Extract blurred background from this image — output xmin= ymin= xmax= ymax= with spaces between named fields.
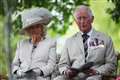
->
xmin=0 ymin=0 xmax=120 ymax=80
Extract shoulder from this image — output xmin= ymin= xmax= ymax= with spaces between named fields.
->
xmin=66 ymin=32 xmax=79 ymax=43
xmin=44 ymin=38 xmax=56 ymax=47
xmin=94 ymin=30 xmax=112 ymax=43
xmin=17 ymin=39 xmax=30 ymax=47
xmin=20 ymin=39 xmax=30 ymax=44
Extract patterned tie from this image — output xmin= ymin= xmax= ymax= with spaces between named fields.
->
xmin=82 ymin=33 xmax=89 ymax=58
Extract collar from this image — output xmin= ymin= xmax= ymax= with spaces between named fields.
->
xmin=80 ymin=28 xmax=93 ymax=37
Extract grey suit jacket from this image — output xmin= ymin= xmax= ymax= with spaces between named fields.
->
xmin=12 ymin=38 xmax=57 ymax=80
xmin=59 ymin=29 xmax=117 ymax=75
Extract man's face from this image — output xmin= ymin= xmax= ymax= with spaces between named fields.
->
xmin=75 ymin=9 xmax=94 ymax=33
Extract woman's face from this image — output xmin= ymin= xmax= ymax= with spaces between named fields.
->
xmin=25 ymin=23 xmax=44 ymax=37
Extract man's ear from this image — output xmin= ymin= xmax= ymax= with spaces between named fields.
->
xmin=91 ymin=16 xmax=94 ymax=23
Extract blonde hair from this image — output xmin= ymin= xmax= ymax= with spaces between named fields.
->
xmin=25 ymin=24 xmax=47 ymax=39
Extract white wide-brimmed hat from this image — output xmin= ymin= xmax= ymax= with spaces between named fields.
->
xmin=20 ymin=7 xmax=52 ymax=34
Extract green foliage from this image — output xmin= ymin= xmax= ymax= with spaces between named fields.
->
xmin=0 ymin=0 xmax=90 ymax=77
xmin=0 ymin=16 xmax=7 ymax=76
xmin=107 ymin=0 xmax=120 ymax=23
xmin=90 ymin=0 xmax=120 ymax=52
xmin=1 ymin=0 xmax=89 ymax=37
xmin=1 ymin=0 xmax=120 ymax=78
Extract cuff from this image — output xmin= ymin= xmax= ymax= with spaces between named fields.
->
xmin=95 ymin=70 xmax=101 ymax=75
xmin=40 ymin=70 xmax=43 ymax=76
xmin=12 ymin=66 xmax=19 ymax=74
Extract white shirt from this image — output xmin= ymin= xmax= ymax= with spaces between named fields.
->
xmin=80 ymin=28 xmax=93 ymax=46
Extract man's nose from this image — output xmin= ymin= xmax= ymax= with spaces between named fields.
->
xmin=80 ymin=18 xmax=84 ymax=24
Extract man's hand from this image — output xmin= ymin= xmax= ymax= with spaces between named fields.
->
xmin=83 ymin=68 xmax=99 ymax=76
xmin=64 ymin=68 xmax=78 ymax=79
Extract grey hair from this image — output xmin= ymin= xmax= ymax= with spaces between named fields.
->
xmin=74 ymin=5 xmax=94 ymax=18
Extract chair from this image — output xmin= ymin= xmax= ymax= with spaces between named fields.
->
xmin=102 ymin=52 xmax=120 ymax=80
xmin=0 ymin=74 xmax=8 ymax=80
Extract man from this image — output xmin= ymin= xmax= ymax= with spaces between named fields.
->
xmin=12 ymin=7 xmax=57 ymax=80
xmin=54 ymin=5 xmax=117 ymax=80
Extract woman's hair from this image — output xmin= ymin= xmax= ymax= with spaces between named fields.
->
xmin=24 ymin=24 xmax=47 ymax=40
xmin=41 ymin=25 xmax=47 ymax=39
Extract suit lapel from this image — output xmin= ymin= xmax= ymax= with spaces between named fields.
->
xmin=88 ymin=29 xmax=101 ymax=50
xmin=90 ymin=29 xmax=99 ymax=40
xmin=74 ymin=32 xmax=85 ymax=55
xmin=73 ymin=30 xmax=100 ymax=58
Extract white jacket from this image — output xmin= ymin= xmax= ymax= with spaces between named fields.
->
xmin=12 ymin=38 xmax=57 ymax=80
xmin=59 ymin=29 xmax=117 ymax=76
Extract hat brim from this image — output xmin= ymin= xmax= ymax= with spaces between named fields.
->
xmin=20 ymin=20 xmax=45 ymax=35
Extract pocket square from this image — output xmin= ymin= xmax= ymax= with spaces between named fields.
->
xmin=89 ymin=38 xmax=104 ymax=47
xmin=97 ymin=44 xmax=104 ymax=48
xmin=89 ymin=44 xmax=105 ymax=50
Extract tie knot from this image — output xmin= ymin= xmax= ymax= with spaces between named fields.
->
xmin=82 ymin=33 xmax=89 ymax=43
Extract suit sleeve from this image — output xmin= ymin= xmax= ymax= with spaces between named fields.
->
xmin=58 ymin=39 xmax=70 ymax=74
xmin=40 ymin=40 xmax=57 ymax=77
xmin=95 ymin=37 xmax=117 ymax=75
xmin=12 ymin=41 xmax=21 ymax=74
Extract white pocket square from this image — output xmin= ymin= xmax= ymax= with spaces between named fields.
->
xmin=90 ymin=44 xmax=104 ymax=50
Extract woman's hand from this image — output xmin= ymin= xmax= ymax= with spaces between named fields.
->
xmin=16 ymin=69 xmax=26 ymax=78
xmin=31 ymin=34 xmax=38 ymax=44
xmin=31 ymin=34 xmax=42 ymax=43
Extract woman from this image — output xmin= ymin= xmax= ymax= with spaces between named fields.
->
xmin=12 ymin=7 xmax=57 ymax=80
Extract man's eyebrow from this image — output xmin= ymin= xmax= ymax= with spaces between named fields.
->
xmin=77 ymin=16 xmax=88 ymax=19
